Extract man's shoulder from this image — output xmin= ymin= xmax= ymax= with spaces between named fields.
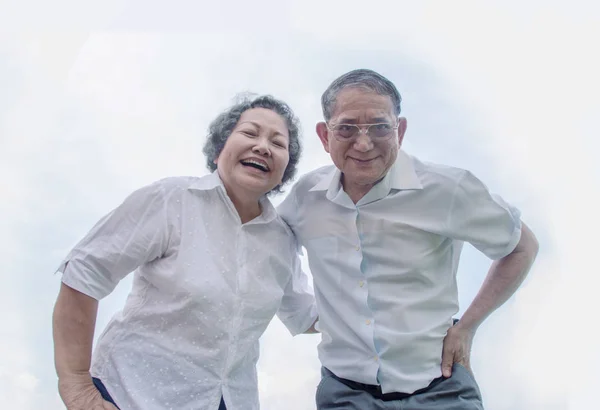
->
xmin=410 ymin=156 xmax=469 ymax=188
xmin=290 ymin=165 xmax=336 ymax=193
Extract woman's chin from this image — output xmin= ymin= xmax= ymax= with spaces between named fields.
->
xmin=229 ymin=176 xmax=274 ymax=198
xmin=239 ymin=171 xmax=277 ymax=192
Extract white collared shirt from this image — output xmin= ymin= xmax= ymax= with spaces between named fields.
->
xmin=56 ymin=172 xmax=317 ymax=410
xmin=278 ymin=150 xmax=522 ymax=394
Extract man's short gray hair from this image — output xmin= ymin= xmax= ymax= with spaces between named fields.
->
xmin=202 ymin=95 xmax=302 ymax=195
xmin=321 ymin=69 xmax=402 ymax=121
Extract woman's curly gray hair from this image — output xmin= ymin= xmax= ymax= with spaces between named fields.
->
xmin=202 ymin=95 xmax=302 ymax=195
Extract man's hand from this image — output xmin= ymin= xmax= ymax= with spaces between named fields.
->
xmin=58 ymin=373 xmax=118 ymax=410
xmin=441 ymin=322 xmax=475 ymax=378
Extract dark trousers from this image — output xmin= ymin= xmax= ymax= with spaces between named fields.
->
xmin=93 ymin=378 xmax=227 ymax=410
xmin=316 ymin=365 xmax=483 ymax=410
xmin=92 ymin=378 xmax=120 ymax=409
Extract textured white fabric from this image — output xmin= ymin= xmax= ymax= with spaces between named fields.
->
xmin=278 ymin=150 xmax=521 ymax=394
xmin=57 ymin=172 xmax=317 ymax=410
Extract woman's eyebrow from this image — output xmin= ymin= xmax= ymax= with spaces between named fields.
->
xmin=239 ymin=121 xmax=286 ymax=137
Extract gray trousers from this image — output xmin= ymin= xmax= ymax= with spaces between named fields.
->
xmin=316 ymin=365 xmax=483 ymax=410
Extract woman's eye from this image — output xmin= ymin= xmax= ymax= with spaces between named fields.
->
xmin=241 ymin=130 xmax=258 ymax=137
xmin=272 ymin=140 xmax=287 ymax=148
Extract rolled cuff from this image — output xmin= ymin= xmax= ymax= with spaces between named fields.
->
xmin=494 ymin=222 xmax=523 ymax=260
xmin=56 ymin=258 xmax=116 ymax=300
xmin=279 ymin=302 xmax=319 ymax=336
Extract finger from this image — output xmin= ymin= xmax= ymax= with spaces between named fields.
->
xmin=441 ymin=341 xmax=454 ymax=378
xmin=103 ymin=402 xmax=119 ymax=410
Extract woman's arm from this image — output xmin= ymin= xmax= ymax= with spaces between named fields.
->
xmin=53 ymin=282 xmax=117 ymax=409
xmin=52 ymin=180 xmax=172 ymax=408
xmin=53 ymin=282 xmax=98 ymax=380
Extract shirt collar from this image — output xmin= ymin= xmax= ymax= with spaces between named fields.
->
xmin=309 ymin=149 xmax=423 ymax=196
xmin=309 ymin=167 xmax=340 ymax=193
xmin=188 ymin=171 xmax=277 ymax=224
xmin=389 ymin=149 xmax=423 ymax=190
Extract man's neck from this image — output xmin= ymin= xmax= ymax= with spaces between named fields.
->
xmin=343 ymin=182 xmax=375 ymax=204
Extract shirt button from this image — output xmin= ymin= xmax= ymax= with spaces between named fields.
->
xmin=365 ymin=319 xmax=371 ymax=325
xmin=359 ymin=281 xmax=364 ymax=287
xmin=374 ymin=356 xmax=379 ymax=361
xmin=355 ymin=245 xmax=360 ymax=251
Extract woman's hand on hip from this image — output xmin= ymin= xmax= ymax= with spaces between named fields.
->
xmin=58 ymin=373 xmax=118 ymax=410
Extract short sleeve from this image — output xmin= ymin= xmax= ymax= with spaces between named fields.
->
xmin=446 ymin=171 xmax=522 ymax=260
xmin=55 ymin=180 xmax=171 ymax=300
xmin=276 ymin=239 xmax=318 ymax=336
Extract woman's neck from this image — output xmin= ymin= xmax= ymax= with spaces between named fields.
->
xmin=226 ymin=188 xmax=262 ymax=224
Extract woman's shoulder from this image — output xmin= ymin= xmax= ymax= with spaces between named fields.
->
xmin=143 ymin=175 xmax=216 ymax=199
xmin=152 ymin=176 xmax=205 ymax=191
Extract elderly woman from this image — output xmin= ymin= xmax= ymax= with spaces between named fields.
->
xmin=53 ymin=95 xmax=318 ymax=410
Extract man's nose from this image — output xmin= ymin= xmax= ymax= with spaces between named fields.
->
xmin=353 ymin=132 xmax=373 ymax=151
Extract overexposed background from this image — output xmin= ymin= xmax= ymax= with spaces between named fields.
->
xmin=1 ymin=1 xmax=598 ymax=409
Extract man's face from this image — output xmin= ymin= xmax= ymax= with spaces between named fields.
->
xmin=317 ymin=87 xmax=407 ymax=191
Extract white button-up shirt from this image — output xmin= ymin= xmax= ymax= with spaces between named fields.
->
xmin=278 ymin=150 xmax=522 ymax=394
xmin=56 ymin=172 xmax=317 ymax=410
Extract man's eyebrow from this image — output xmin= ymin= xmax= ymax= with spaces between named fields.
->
xmin=335 ymin=117 xmax=392 ymax=124
xmin=336 ymin=117 xmax=359 ymax=124
xmin=370 ymin=117 xmax=391 ymax=123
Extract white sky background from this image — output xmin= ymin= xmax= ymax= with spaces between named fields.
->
xmin=1 ymin=1 xmax=598 ymax=409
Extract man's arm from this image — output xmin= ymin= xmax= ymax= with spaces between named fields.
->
xmin=303 ymin=319 xmax=319 ymax=334
xmin=441 ymin=222 xmax=539 ymax=377
xmin=276 ymin=237 xmax=319 ymax=336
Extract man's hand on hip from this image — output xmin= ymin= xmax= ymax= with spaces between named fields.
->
xmin=441 ymin=321 xmax=475 ymax=378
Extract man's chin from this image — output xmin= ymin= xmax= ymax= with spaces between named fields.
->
xmin=344 ymin=170 xmax=382 ymax=184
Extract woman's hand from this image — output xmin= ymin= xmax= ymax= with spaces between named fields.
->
xmin=58 ymin=373 xmax=118 ymax=410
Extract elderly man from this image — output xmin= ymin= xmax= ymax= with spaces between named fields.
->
xmin=278 ymin=69 xmax=538 ymax=409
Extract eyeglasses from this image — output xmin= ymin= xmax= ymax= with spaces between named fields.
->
xmin=327 ymin=122 xmax=399 ymax=141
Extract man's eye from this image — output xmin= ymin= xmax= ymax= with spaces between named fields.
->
xmin=375 ymin=124 xmax=391 ymax=130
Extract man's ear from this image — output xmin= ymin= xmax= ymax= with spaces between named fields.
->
xmin=397 ymin=117 xmax=408 ymax=146
xmin=316 ymin=122 xmax=331 ymax=153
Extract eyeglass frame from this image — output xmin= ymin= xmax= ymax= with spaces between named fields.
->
xmin=326 ymin=121 xmax=400 ymax=142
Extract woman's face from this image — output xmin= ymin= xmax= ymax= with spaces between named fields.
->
xmin=215 ymin=108 xmax=290 ymax=200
